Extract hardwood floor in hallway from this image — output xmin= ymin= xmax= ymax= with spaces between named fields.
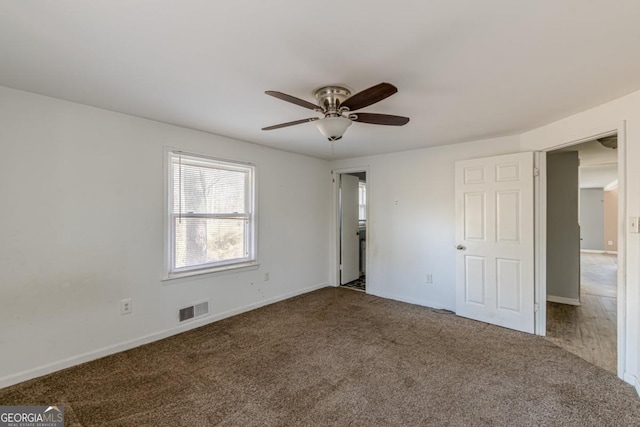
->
xmin=546 ymin=252 xmax=617 ymax=374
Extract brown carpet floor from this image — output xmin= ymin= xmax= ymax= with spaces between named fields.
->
xmin=1 ymin=287 xmax=639 ymax=426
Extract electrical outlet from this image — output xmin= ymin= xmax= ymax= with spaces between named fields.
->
xmin=120 ymin=298 xmax=133 ymax=315
xmin=608 ymin=240 xmax=613 ymax=246
xmin=426 ymin=274 xmax=433 ymax=284
xmin=264 ymin=272 xmax=269 ymax=281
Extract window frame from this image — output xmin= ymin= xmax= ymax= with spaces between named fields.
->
xmin=358 ymin=180 xmax=367 ymax=225
xmin=164 ymin=149 xmax=258 ymax=280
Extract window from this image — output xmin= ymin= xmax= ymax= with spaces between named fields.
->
xmin=358 ymin=181 xmax=367 ymax=224
xmin=167 ymin=151 xmax=256 ymax=277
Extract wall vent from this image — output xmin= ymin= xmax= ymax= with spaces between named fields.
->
xmin=178 ymin=300 xmax=210 ymax=323
xmin=194 ymin=301 xmax=209 ymax=317
xmin=179 ymin=306 xmax=194 ymax=322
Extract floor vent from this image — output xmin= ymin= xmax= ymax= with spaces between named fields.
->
xmin=179 ymin=300 xmax=210 ymax=323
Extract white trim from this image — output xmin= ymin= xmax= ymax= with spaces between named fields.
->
xmin=543 ymin=127 xmax=618 ymax=152
xmin=534 ymin=151 xmax=547 ymax=336
xmin=579 ymin=249 xmax=618 ymax=255
xmin=163 ymin=148 xmax=258 ymax=279
xmin=368 ymin=289 xmax=455 ymax=312
xmin=535 ymin=121 xmax=627 ymax=381
xmin=547 ymin=295 xmax=581 ymax=306
xmin=332 ymin=166 xmax=370 ymax=289
xmin=616 ymin=121 xmax=627 ymax=381
xmin=0 ymin=282 xmax=328 ymax=389
xmin=162 ymin=261 xmax=260 ymax=282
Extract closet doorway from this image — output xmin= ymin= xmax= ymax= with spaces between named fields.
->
xmin=337 ymin=170 xmax=367 ymax=291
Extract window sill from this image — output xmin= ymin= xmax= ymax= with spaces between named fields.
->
xmin=162 ymin=261 xmax=260 ymax=283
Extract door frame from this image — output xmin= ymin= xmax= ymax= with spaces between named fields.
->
xmin=534 ymin=121 xmax=627 ymax=380
xmin=332 ymin=166 xmax=369 ymax=289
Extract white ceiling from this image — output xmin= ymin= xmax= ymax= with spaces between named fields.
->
xmin=2 ymin=1 xmax=640 ymax=160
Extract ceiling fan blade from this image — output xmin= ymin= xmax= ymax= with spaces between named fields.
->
xmin=341 ymin=83 xmax=398 ymax=111
xmin=265 ymin=91 xmax=320 ymax=111
xmin=352 ymin=113 xmax=409 ymax=126
xmin=261 ymin=117 xmax=319 ymax=131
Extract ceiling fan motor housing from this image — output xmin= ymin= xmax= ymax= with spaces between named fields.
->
xmin=313 ymin=85 xmax=352 ymax=115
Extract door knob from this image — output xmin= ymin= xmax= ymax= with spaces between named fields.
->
xmin=456 ymin=244 xmax=466 ymax=251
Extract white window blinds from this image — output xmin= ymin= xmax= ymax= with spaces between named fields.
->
xmin=168 ymin=152 xmax=256 ymax=275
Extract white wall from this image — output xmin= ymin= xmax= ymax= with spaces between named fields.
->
xmin=330 ymin=136 xmax=519 ymax=310
xmin=0 ymin=86 xmax=331 ymax=387
xmin=604 ymin=188 xmax=618 ymax=251
xmin=547 ymin=152 xmax=580 ymax=302
xmin=520 ymin=89 xmax=640 ymax=389
xmin=580 ymin=188 xmax=605 ymax=250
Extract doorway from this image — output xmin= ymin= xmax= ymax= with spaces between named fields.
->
xmin=337 ymin=171 xmax=367 ymax=292
xmin=544 ymin=136 xmax=619 ymax=374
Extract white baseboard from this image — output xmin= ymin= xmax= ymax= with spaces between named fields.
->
xmin=547 ymin=295 xmax=581 ymax=306
xmin=367 ymin=289 xmax=455 ymax=312
xmin=623 ymin=373 xmax=640 ymax=396
xmin=0 ymin=282 xmax=328 ymax=390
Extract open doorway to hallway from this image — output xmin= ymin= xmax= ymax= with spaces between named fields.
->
xmin=338 ymin=171 xmax=367 ymax=292
xmin=545 ymin=136 xmax=618 ymax=374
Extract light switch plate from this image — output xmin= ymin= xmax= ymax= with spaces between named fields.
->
xmin=630 ymin=217 xmax=640 ymax=234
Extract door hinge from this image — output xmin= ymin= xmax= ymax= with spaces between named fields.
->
xmin=339 ymin=264 xmax=343 ymax=271
xmin=533 ymin=167 xmax=539 ymax=177
xmin=534 ymin=303 xmax=539 ymax=312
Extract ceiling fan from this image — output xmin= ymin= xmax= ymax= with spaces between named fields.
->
xmin=261 ymin=82 xmax=410 ymax=141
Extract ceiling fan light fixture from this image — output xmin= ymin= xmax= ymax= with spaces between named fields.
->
xmin=315 ymin=116 xmax=352 ymax=141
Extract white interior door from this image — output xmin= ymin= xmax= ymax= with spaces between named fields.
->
xmin=340 ymin=174 xmax=360 ymax=284
xmin=455 ymin=152 xmax=535 ymax=333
